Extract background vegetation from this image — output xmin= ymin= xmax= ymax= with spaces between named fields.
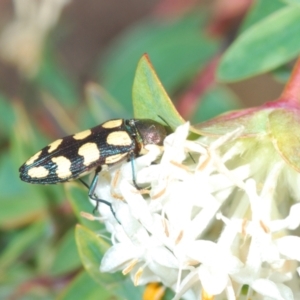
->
xmin=0 ymin=0 xmax=298 ymax=299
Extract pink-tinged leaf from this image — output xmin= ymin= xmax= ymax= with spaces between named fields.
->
xmin=193 ymin=107 xmax=272 ymax=137
xmin=269 ymin=108 xmax=300 ymax=172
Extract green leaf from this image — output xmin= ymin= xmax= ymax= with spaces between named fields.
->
xmin=0 ymin=94 xmax=16 ymax=132
xmin=39 ymin=92 xmax=78 ymax=134
xmin=85 ymin=82 xmax=129 ymax=124
xmin=0 ymin=221 xmax=47 ymax=270
xmin=99 ymin=13 xmax=218 ymax=112
xmin=272 ymin=65 xmax=291 ymax=83
xmin=35 ymin=46 xmax=79 ymax=108
xmin=191 ymin=85 xmax=241 ymax=123
xmin=75 ymin=224 xmax=119 ymax=286
xmin=50 ymin=228 xmax=82 ymax=276
xmin=163 ymin=288 xmax=176 ymax=300
xmin=0 ymin=264 xmax=36 ymax=299
xmin=282 ymin=0 xmax=300 ymax=5
xmin=0 ymin=151 xmax=48 ymax=228
xmin=133 ymin=55 xmax=185 ymax=130
xmin=218 ymin=6 xmax=300 ymax=81
xmin=269 ymin=109 xmax=300 ymax=172
xmin=75 ymin=225 xmax=143 ymax=299
xmin=59 ymin=271 xmax=115 ymax=300
xmin=240 ymin=0 xmax=286 ymax=33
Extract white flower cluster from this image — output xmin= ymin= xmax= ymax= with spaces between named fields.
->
xmin=92 ymin=122 xmax=300 ymax=300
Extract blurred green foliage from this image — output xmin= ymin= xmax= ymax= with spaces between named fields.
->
xmin=1 ymin=0 xmax=299 ymax=299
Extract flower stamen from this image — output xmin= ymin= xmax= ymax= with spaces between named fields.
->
xmin=110 ymin=192 xmax=124 ymax=201
xmin=122 ymin=258 xmax=139 ymax=275
xmin=151 ymin=186 xmax=167 ymax=200
xmin=170 ymin=160 xmax=191 ymax=171
xmin=175 ymin=230 xmax=184 ymax=244
xmin=259 ymin=220 xmax=270 ymax=234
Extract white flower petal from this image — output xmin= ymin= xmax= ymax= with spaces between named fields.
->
xmin=147 ymin=260 xmax=179 ymax=286
xmin=275 ymin=236 xmax=300 ymax=261
xmin=100 ymin=243 xmax=143 ymax=272
xmin=172 ymin=269 xmax=199 ymax=300
xmin=286 ymin=203 xmax=300 ymax=230
xmin=198 ymin=264 xmax=228 ymax=295
xmin=119 ymin=180 xmax=153 ymax=225
xmin=252 ymin=279 xmax=293 ymax=300
xmin=148 ymin=246 xmax=179 ymax=269
xmin=186 ymin=240 xmax=217 ymax=263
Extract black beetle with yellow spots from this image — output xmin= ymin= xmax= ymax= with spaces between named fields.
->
xmin=19 ymin=118 xmax=167 ymax=214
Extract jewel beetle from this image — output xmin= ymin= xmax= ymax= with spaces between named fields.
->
xmin=19 ymin=118 xmax=167 ymax=216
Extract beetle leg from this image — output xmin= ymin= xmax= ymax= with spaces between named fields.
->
xmin=79 ymin=169 xmax=119 ymax=222
xmin=79 ymin=178 xmax=89 ymax=189
xmin=129 ymin=151 xmax=141 ymax=190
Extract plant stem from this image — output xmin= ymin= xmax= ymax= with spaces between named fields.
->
xmin=280 ymin=57 xmax=300 ymax=104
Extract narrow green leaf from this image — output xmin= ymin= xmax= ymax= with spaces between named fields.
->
xmin=59 ymin=271 xmax=115 ymax=300
xmin=0 ymin=150 xmax=47 ymax=228
xmin=272 ymin=65 xmax=291 ymax=83
xmin=282 ymin=0 xmax=300 ymax=5
xmin=218 ymin=6 xmax=300 ymax=81
xmin=75 ymin=224 xmax=120 ymax=286
xmin=0 ymin=94 xmax=16 ymax=131
xmin=0 ymin=221 xmax=47 ymax=270
xmin=50 ymin=228 xmax=82 ymax=276
xmin=133 ymin=55 xmax=185 ymax=130
xmin=0 ymin=264 xmax=36 ymax=297
xmin=240 ymin=0 xmax=285 ymax=33
xmin=35 ymin=46 xmax=79 ymax=108
xmin=85 ymin=82 xmax=129 ymax=123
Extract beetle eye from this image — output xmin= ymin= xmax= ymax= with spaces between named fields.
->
xmin=128 ymin=119 xmax=135 ymax=126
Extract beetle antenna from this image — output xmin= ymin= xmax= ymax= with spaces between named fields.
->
xmin=158 ymin=115 xmax=173 ymax=134
xmin=158 ymin=115 xmax=169 ymax=126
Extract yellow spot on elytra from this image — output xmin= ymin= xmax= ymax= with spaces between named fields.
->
xmin=105 ymin=153 xmax=127 ymax=164
xmin=73 ymin=129 xmax=92 ymax=140
xmin=51 ymin=156 xmax=72 ymax=179
xmin=78 ymin=142 xmax=100 ymax=166
xmin=25 ymin=151 xmax=42 ymax=165
xmin=102 ymin=119 xmax=122 ymax=129
xmin=28 ymin=166 xmax=49 ymax=178
xmin=107 ymin=131 xmax=132 ymax=146
xmin=48 ymin=139 xmax=63 ymax=153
